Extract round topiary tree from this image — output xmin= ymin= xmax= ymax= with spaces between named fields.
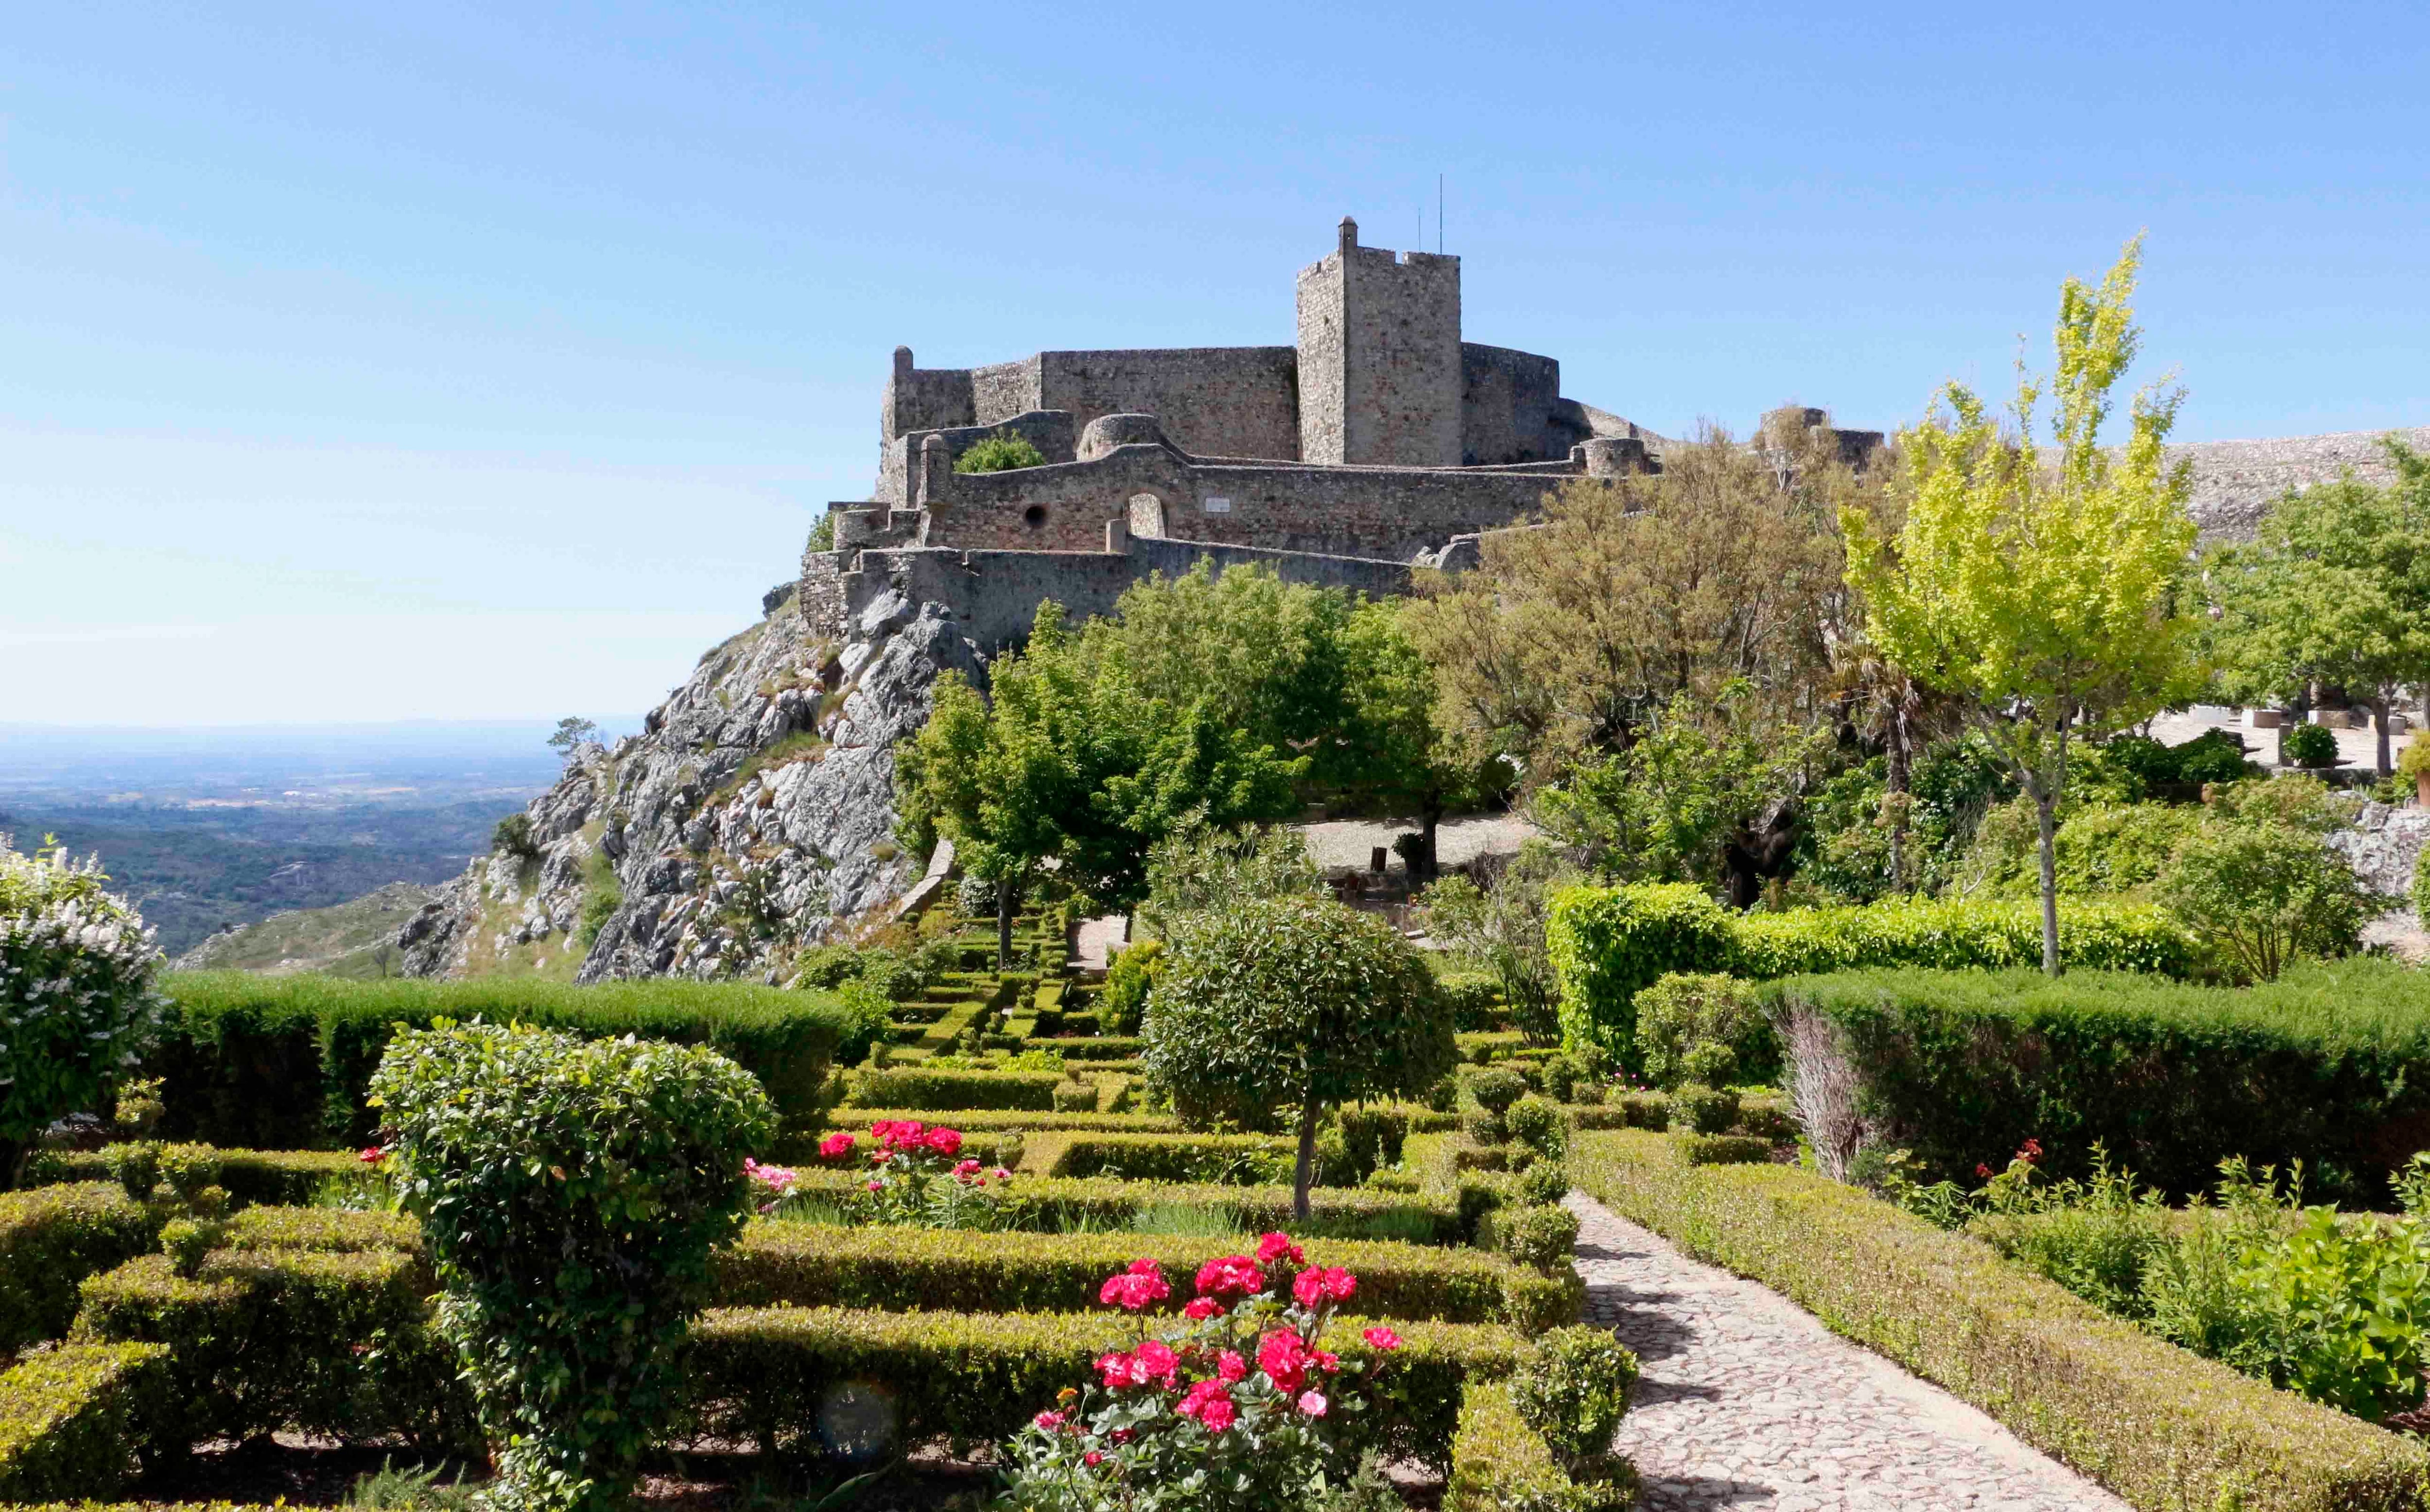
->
xmin=1142 ymin=895 xmax=1455 ymax=1219
xmin=369 ymin=1023 xmax=777 ymax=1512
xmin=0 ymin=836 xmax=166 ymax=1187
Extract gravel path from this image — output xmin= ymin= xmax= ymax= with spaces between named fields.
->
xmin=1569 ymin=1194 xmax=2132 ymax=1512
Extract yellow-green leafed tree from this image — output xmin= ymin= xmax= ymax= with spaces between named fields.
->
xmin=1842 ymin=238 xmax=2201 ymax=975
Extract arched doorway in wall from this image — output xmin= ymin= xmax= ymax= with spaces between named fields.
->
xmin=1126 ymin=492 xmax=1167 ymax=539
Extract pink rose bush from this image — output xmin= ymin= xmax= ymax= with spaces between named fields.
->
xmin=1002 ymin=1231 xmax=1400 ymax=1512
xmin=740 ymin=1157 xmax=798 ymax=1215
xmin=856 ymin=1120 xmax=1026 ymax=1230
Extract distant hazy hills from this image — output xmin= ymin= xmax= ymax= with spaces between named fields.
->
xmin=171 ymin=880 xmax=436 ymax=978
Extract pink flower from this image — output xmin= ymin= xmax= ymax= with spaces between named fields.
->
xmin=1255 ymin=1231 xmax=1304 ymax=1266
xmin=818 ymin=1132 xmax=855 ymax=1160
xmin=1257 ymin=1329 xmax=1311 ymax=1393
xmin=865 ymin=1180 xmax=882 ymax=1192
xmin=1136 ymin=1339 xmax=1180 ymax=1386
xmin=924 ymin=1127 xmax=964 ymax=1157
xmin=1292 ymin=1266 xmax=1356 ymax=1307
xmin=954 ymin=1158 xmax=982 ymax=1181
xmin=1083 ymin=1451 xmax=1103 ymax=1467
xmin=1096 ymin=1350 xmax=1148 ymax=1389
xmin=2019 ymin=1138 xmax=2044 ymax=1165
xmin=1215 ymin=1349 xmax=1247 ymax=1384
xmin=1195 ymin=1255 xmax=1263 ymax=1298
xmin=1361 ymin=1326 xmax=1402 ymax=1352
xmin=993 ymin=1167 xmax=1013 ymax=1181
xmin=1183 ymin=1297 xmax=1222 ymax=1321
xmin=357 ymin=1147 xmax=387 ymax=1165
xmin=1315 ymin=1349 xmax=1339 ymax=1374
xmin=1176 ymin=1378 xmax=1236 ymax=1433
xmin=871 ymin=1119 xmax=923 ymax=1150
xmin=1034 ymin=1409 xmax=1066 ymax=1431
xmin=1298 ymin=1390 xmax=1328 ymax=1417
xmin=1976 ymin=1164 xmax=1994 ymax=1180
xmin=1100 ymin=1263 xmax=1173 ymax=1312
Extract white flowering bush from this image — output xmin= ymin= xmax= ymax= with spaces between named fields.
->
xmin=0 ymin=835 xmax=167 ymax=1185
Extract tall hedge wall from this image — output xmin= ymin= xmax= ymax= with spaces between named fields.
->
xmin=1767 ymin=959 xmax=2430 ymax=1198
xmin=151 ymin=973 xmax=855 ymax=1148
xmin=1544 ymin=885 xmax=2197 ymax=1067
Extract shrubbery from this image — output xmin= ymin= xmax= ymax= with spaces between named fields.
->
xmin=0 ymin=1341 xmax=170 ymax=1501
xmin=1545 ymin=882 xmax=2194 ymax=1066
xmin=370 ymin=1022 xmax=777 ymax=1512
xmin=0 ymin=1183 xmax=156 ymax=1351
xmin=953 ymin=430 xmax=1048 ymax=473
xmin=0 ymin=837 xmax=168 ymax=1185
xmin=1768 ymin=959 xmax=2430 ymax=1199
xmin=149 ymin=973 xmax=850 ymax=1147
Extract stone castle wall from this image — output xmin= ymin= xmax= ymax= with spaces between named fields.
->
xmin=801 ymin=525 xmax=1416 ymax=655
xmin=1295 ymin=220 xmax=1463 ymax=468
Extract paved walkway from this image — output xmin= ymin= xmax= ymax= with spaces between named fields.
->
xmin=1569 ymin=1195 xmax=2131 ymax=1512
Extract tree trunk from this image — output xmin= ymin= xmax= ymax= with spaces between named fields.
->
xmin=2374 ymin=696 xmax=2394 ymax=777
xmin=2278 ymin=689 xmax=2310 ymax=767
xmin=1292 ymin=1088 xmax=1319 ymax=1223
xmin=995 ymin=879 xmax=1014 ymax=972
xmin=2036 ymin=788 xmax=2062 ymax=977
xmin=1417 ymin=801 xmax=1444 ymax=889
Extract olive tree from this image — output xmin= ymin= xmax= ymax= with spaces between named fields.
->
xmin=1141 ymin=895 xmax=1455 ymax=1219
xmin=0 ymin=836 xmax=166 ymax=1186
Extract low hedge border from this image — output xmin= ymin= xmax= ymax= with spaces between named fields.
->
xmin=776 ymin=1167 xmax=1463 ymax=1244
xmin=1029 ymin=1133 xmax=1295 ymax=1184
xmin=1669 ymin=1133 xmax=1773 ymax=1167
xmin=1572 ymin=1130 xmax=2430 ymax=1512
xmin=1021 ymin=1037 xmax=1142 ymax=1060
xmin=0 ymin=1186 xmax=159 ymax=1352
xmin=72 ymin=1250 xmax=474 ymax=1455
xmin=1444 ymin=1379 xmax=1634 ymax=1512
xmin=31 ymin=1149 xmax=363 ymax=1210
xmin=717 ymin=1225 xmax=1578 ymax=1334
xmin=0 ymin=1343 xmax=171 ymax=1502
xmin=816 ymin=1108 xmax=1187 ymax=1134
xmin=682 ymin=1306 xmax=1522 ymax=1470
xmin=846 ymin=1069 xmax=1063 ymax=1111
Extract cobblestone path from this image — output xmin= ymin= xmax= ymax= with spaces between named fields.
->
xmin=1569 ymin=1194 xmax=2133 ymax=1512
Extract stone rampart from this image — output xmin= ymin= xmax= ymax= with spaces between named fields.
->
xmin=2173 ymin=426 xmax=2430 ymax=541
xmin=799 ymin=524 xmax=1415 ymax=654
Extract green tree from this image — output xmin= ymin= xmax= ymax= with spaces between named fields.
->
xmin=1842 ymin=239 xmax=2201 ymax=974
xmin=895 ymin=603 xmax=1303 ymax=965
xmin=2153 ymin=814 xmax=2370 ymax=982
xmin=1328 ymin=601 xmax=1510 ymax=881
xmin=2205 ymin=457 xmax=2430 ymax=775
xmin=546 ymin=717 xmax=599 ymax=759
xmin=1141 ymin=894 xmax=1455 ymax=1219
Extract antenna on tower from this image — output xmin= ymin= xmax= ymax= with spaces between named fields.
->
xmin=1438 ymin=173 xmax=1444 ymax=254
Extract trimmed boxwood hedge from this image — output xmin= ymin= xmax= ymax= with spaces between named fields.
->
xmin=1767 ymin=959 xmax=2430 ymax=1196
xmin=1445 ymin=1379 xmax=1632 ymax=1512
xmin=715 ymin=1224 xmax=1578 ymax=1334
xmin=0 ymin=1342 xmax=170 ymax=1502
xmin=0 ymin=1185 xmax=158 ymax=1352
xmin=1573 ymin=1130 xmax=2430 ymax=1512
xmin=32 ymin=1148 xmax=362 ymax=1209
xmin=72 ymin=1249 xmax=473 ymax=1454
xmin=845 ymin=1069 xmax=1062 ymax=1111
xmin=817 ymin=1107 xmax=1188 ymax=1134
xmin=779 ymin=1166 xmax=1464 ymax=1242
xmin=150 ymin=973 xmax=854 ymax=1148
xmin=1545 ymin=884 xmax=2198 ymax=1066
xmin=1028 ymin=1132 xmax=1296 ymax=1185
xmin=682 ymin=1306 xmax=1521 ymax=1470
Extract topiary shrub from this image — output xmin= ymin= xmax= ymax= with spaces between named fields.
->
xmin=1437 ymin=972 xmax=1507 ymax=1032
xmin=1143 ymin=895 xmax=1456 ymax=1220
xmin=1634 ymin=972 xmax=1771 ymax=1091
xmin=2283 ymin=720 xmax=2339 ymax=769
xmin=0 ymin=837 xmax=167 ymax=1187
xmin=1467 ymin=1068 xmax=1527 ymax=1117
xmin=1673 ymin=1085 xmax=1739 ymax=1137
xmin=1099 ymin=939 xmax=1164 ymax=1035
xmin=370 ymin=1023 xmax=776 ymax=1512
xmin=1487 ymin=1201 xmax=1580 ymax=1273
xmin=1505 ymin=1096 xmax=1567 ymax=1165
xmin=1508 ymin=1326 xmax=1640 ymax=1482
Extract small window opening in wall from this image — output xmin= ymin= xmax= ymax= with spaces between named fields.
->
xmin=1023 ymin=505 xmax=1047 ymax=529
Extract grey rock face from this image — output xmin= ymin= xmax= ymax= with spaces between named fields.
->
xmin=399 ymin=597 xmax=982 ymax=982
xmin=2329 ymin=801 xmax=2430 ymax=899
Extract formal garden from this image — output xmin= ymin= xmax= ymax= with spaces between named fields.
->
xmin=15 ymin=247 xmax=2430 ymax=1512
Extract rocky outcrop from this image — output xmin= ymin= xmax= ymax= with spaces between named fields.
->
xmin=398 ymin=590 xmax=982 ymax=982
xmin=2328 ymin=801 xmax=2430 ymax=900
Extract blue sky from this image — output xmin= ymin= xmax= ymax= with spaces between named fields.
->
xmin=6 ymin=1 xmax=2427 ymax=725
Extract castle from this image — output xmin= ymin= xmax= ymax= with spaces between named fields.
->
xmin=802 ymin=219 xmax=1882 ymax=647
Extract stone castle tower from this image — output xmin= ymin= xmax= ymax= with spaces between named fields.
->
xmin=1294 ymin=217 xmax=1463 ymax=467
